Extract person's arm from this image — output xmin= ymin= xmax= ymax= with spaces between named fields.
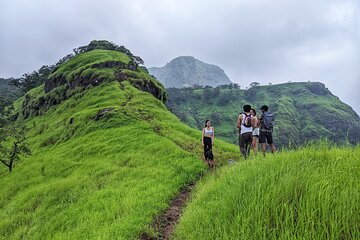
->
xmin=212 ymin=127 xmax=214 ymax=145
xmin=236 ymin=114 xmax=242 ymax=129
xmin=202 ymin=128 xmax=204 ymax=146
xmin=251 ymin=116 xmax=256 ymax=128
xmin=255 ymin=116 xmax=260 ymax=128
xmin=258 ymin=113 xmax=263 ymax=121
xmin=258 ymin=113 xmax=263 ymax=128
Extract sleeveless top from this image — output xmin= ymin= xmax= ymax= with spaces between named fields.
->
xmin=204 ymin=127 xmax=214 ymax=137
xmin=240 ymin=113 xmax=253 ymax=135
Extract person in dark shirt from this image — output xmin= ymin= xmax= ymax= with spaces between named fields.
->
xmin=258 ymin=105 xmax=276 ymax=156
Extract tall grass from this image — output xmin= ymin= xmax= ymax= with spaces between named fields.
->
xmin=0 ymin=81 xmax=240 ymax=239
xmin=174 ymin=143 xmax=360 ymax=240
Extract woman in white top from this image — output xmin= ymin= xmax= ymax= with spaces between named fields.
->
xmin=202 ymin=120 xmax=214 ymax=167
xmin=250 ymin=109 xmax=260 ymax=156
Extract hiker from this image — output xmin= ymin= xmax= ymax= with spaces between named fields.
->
xmin=250 ymin=108 xmax=260 ymax=156
xmin=202 ymin=120 xmax=215 ymax=167
xmin=259 ymin=105 xmax=276 ymax=155
xmin=237 ymin=105 xmax=255 ymax=159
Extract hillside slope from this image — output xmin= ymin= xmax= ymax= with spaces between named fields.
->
xmin=0 ymin=50 xmax=239 ymax=239
xmin=148 ymin=56 xmax=232 ymax=88
xmin=174 ymin=144 xmax=360 ymax=239
xmin=167 ymin=83 xmax=360 ymax=147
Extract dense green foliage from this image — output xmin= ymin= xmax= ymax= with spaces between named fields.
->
xmin=9 ymin=65 xmax=54 ymax=93
xmin=174 ymin=143 xmax=360 ymax=239
xmin=49 ymin=49 xmax=131 ymax=82
xmin=19 ymin=50 xmax=167 ymax=119
xmin=0 ymin=52 xmax=239 ymax=238
xmin=0 ymin=78 xmax=22 ymax=126
xmin=149 ymin=56 xmax=232 ymax=88
xmin=167 ymin=82 xmax=360 ymax=147
xmin=3 ymin=40 xmax=145 ymax=101
xmin=72 ymin=40 xmax=144 ymax=65
xmin=0 ymin=78 xmax=22 ymax=101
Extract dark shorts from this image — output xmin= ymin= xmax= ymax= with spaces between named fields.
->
xmin=239 ymin=132 xmax=253 ymax=147
xmin=259 ymin=130 xmax=274 ymax=144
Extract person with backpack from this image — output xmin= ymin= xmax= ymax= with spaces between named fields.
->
xmin=237 ymin=105 xmax=255 ymax=159
xmin=259 ymin=105 xmax=276 ymax=156
xmin=202 ymin=120 xmax=215 ymax=167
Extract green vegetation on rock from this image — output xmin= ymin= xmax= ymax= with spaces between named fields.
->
xmin=18 ymin=49 xmax=167 ymax=119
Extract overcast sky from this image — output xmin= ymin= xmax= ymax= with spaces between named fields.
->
xmin=1 ymin=0 xmax=359 ymax=113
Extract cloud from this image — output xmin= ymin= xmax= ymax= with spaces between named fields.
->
xmin=0 ymin=0 xmax=359 ymax=113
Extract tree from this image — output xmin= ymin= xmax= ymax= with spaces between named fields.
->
xmin=0 ymin=96 xmax=14 ymax=128
xmin=249 ymin=82 xmax=260 ymax=88
xmin=210 ymin=112 xmax=222 ymax=123
xmin=0 ymin=124 xmax=31 ymax=172
xmin=10 ymin=65 xmax=54 ymax=93
xmin=233 ymin=83 xmax=241 ymax=89
xmin=72 ymin=40 xmax=144 ymax=65
xmin=213 ymin=87 xmax=221 ymax=98
xmin=55 ymin=53 xmax=75 ymax=66
xmin=218 ymin=92 xmax=232 ymax=105
xmin=203 ymin=88 xmax=215 ymax=100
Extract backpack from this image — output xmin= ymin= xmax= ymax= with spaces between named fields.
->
xmin=263 ymin=112 xmax=275 ymax=130
xmin=242 ymin=113 xmax=252 ymax=128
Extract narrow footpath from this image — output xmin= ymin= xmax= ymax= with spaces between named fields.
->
xmin=140 ymin=182 xmax=197 ymax=240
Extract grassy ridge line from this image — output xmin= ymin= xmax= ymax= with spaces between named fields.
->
xmin=49 ymin=49 xmax=131 ymax=81
xmin=0 ymin=81 xmax=240 ymax=239
xmin=174 ymin=143 xmax=360 ymax=240
xmin=46 ymin=49 xmax=166 ymax=102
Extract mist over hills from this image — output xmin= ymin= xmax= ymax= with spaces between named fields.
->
xmin=149 ymin=56 xmax=232 ymax=88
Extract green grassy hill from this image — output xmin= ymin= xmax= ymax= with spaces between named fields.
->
xmin=0 ymin=50 xmax=239 ymax=239
xmin=174 ymin=143 xmax=360 ymax=239
xmin=1 ymin=45 xmax=359 ymax=240
xmin=167 ymin=83 xmax=360 ymax=147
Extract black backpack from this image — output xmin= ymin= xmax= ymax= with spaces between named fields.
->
xmin=263 ymin=112 xmax=275 ymax=130
xmin=242 ymin=113 xmax=252 ymax=128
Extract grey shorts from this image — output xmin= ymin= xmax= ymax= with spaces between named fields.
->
xmin=253 ymin=128 xmax=260 ymax=137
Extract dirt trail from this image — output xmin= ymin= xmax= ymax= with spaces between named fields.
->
xmin=139 ymin=182 xmax=197 ymax=240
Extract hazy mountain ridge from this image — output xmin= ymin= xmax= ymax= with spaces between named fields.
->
xmin=149 ymin=56 xmax=232 ymax=88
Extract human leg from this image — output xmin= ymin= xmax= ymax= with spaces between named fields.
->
xmin=270 ymin=144 xmax=276 ymax=153
xmin=252 ymin=137 xmax=258 ymax=156
xmin=266 ymin=131 xmax=276 ymax=154
xmin=259 ymin=131 xmax=267 ymax=156
xmin=239 ymin=134 xmax=247 ymax=158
